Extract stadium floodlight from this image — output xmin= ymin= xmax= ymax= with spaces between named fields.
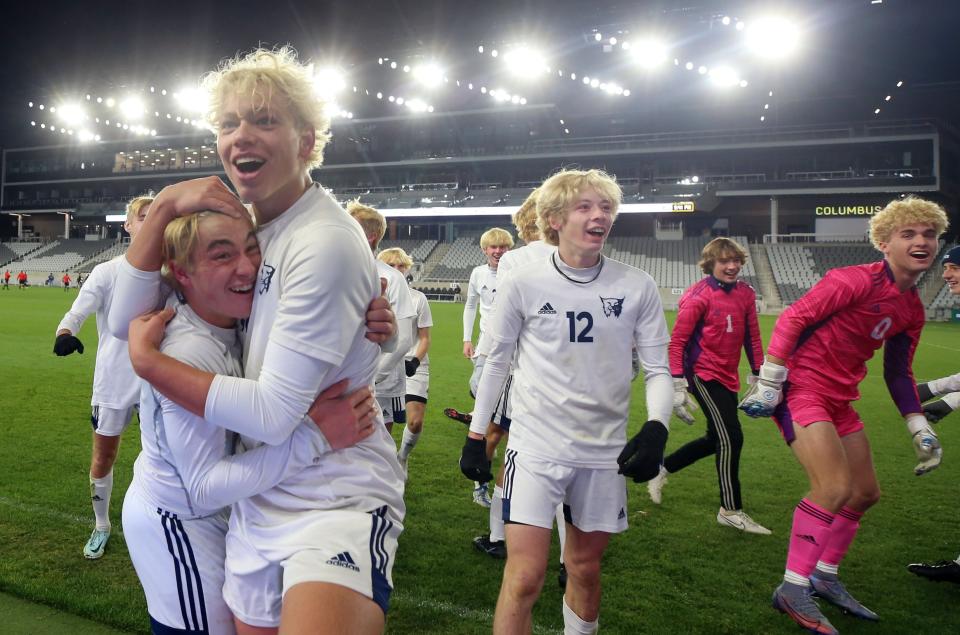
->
xmin=174 ymin=87 xmax=208 ymax=114
xmin=412 ymin=62 xmax=445 ymax=89
xmin=406 ymin=98 xmax=429 ymax=113
xmin=57 ymin=103 xmax=86 ymax=126
xmin=313 ymin=67 xmax=347 ymax=100
xmin=745 ymin=16 xmax=800 ymax=61
xmin=631 ymin=37 xmax=669 ymax=70
xmin=709 ymin=66 xmax=741 ymax=88
xmin=502 ymin=46 xmax=549 ymax=80
xmin=120 ymin=96 xmax=145 ymax=120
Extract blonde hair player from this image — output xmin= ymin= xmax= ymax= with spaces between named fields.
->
xmin=108 ymin=46 xmax=404 ymax=634
xmin=739 ymin=196 xmax=948 ymax=633
xmin=53 ymin=195 xmax=152 ymax=560
xmin=377 ymin=247 xmax=433 ymax=474
xmin=460 ymin=168 xmax=673 ymax=634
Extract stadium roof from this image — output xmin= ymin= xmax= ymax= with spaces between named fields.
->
xmin=2 ymin=0 xmax=959 ymax=149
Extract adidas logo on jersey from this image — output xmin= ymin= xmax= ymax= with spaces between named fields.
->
xmin=326 ymin=551 xmax=361 ymax=572
xmin=538 ymin=302 xmax=557 ymax=315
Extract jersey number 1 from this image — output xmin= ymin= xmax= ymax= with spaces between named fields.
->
xmin=566 ymin=311 xmax=594 ymax=342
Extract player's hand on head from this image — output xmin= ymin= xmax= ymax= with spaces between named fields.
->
xmin=738 ymin=360 xmax=787 ymax=417
xmin=617 ymin=420 xmax=668 ymax=483
xmin=127 ymin=307 xmax=175 ymax=372
xmin=922 ymin=399 xmax=954 ymax=424
xmin=153 ymin=177 xmax=246 ymax=223
xmin=672 ymin=377 xmax=698 ymax=425
xmin=460 ymin=436 xmax=492 ymax=483
xmin=307 ymin=380 xmax=378 ymax=450
xmin=364 ymin=292 xmax=396 ymax=344
xmin=907 ymin=414 xmax=942 ymax=475
xmin=53 ymin=333 xmax=84 ymax=356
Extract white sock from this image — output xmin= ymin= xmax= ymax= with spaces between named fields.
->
xmin=90 ymin=471 xmax=113 ymax=530
xmin=783 ymin=569 xmax=811 ymax=587
xmin=562 ymin=596 xmax=598 ymax=635
xmin=490 ymin=486 xmax=505 ymax=542
xmin=555 ymin=504 xmax=567 ymax=563
xmin=398 ymin=428 xmax=420 ymax=460
xmin=815 ymin=561 xmax=839 ymax=578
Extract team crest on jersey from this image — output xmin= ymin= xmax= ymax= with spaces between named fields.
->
xmin=600 ymin=296 xmax=624 ymax=318
xmin=259 ymin=264 xmax=276 ymax=295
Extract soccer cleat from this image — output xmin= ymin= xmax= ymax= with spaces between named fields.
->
xmin=772 ymin=581 xmax=838 ymax=635
xmin=83 ymin=527 xmax=111 ymax=560
xmin=810 ymin=573 xmax=879 ymax=621
xmin=717 ymin=507 xmax=772 ymax=535
xmin=908 ymin=559 xmax=960 ymax=583
xmin=558 ymin=563 xmax=568 ymax=589
xmin=472 ymin=483 xmax=492 ymax=508
xmin=647 ymin=465 xmax=668 ymax=504
xmin=473 ymin=534 xmax=507 ymax=559
xmin=444 ymin=408 xmax=473 ymax=426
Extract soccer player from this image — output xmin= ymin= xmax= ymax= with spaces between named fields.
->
xmin=62 ymin=271 xmax=72 ymax=291
xmin=460 ymin=168 xmax=673 ymax=634
xmin=3 ymin=269 xmax=10 ymax=289
xmin=647 ymin=237 xmax=770 ymax=534
xmin=17 ymin=270 xmax=27 ymax=289
xmin=456 ymin=227 xmax=514 ymax=507
xmin=124 ymin=209 xmax=378 ymax=634
xmin=110 ymin=46 xmax=404 ymax=633
xmin=738 ymin=196 xmax=948 ymax=633
xmin=349 ymin=202 xmax=417 ymax=436
xmin=907 ymin=244 xmax=960 ymax=584
xmin=53 ymin=195 xmax=152 ymax=559
xmin=377 ymin=247 xmax=432 ymax=473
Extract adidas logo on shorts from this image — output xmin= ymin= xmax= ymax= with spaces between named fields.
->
xmin=326 ymin=551 xmax=361 ymax=572
xmin=538 ymin=302 xmax=557 ymax=315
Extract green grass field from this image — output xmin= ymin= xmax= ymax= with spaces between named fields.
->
xmin=1 ymin=287 xmax=959 ymax=634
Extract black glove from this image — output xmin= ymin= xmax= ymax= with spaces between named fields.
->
xmin=917 ymin=382 xmax=934 ymax=403
xmin=405 ymin=357 xmax=421 ymax=377
xmin=617 ymin=420 xmax=668 ymax=483
xmin=923 ymin=399 xmax=955 ymax=424
xmin=460 ymin=436 xmax=493 ymax=483
xmin=53 ymin=334 xmax=84 ymax=356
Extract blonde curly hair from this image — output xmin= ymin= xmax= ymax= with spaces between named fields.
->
xmin=868 ymin=196 xmax=948 ymax=250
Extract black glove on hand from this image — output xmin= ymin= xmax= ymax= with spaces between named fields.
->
xmin=917 ymin=382 xmax=934 ymax=403
xmin=405 ymin=357 xmax=421 ymax=377
xmin=617 ymin=420 xmax=668 ymax=483
xmin=460 ymin=436 xmax=493 ymax=483
xmin=54 ymin=334 xmax=84 ymax=356
xmin=923 ymin=399 xmax=955 ymax=424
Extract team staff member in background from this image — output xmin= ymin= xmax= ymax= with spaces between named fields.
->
xmin=647 ymin=237 xmax=770 ymax=535
xmin=739 ymin=196 xmax=948 ymax=634
xmin=53 ymin=195 xmax=152 ymax=559
xmin=461 ymin=168 xmax=673 ymax=635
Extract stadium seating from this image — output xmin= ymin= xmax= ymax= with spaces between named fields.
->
xmin=428 ymin=234 xmax=489 ymax=281
xmin=15 ymin=239 xmax=115 ymax=273
xmin=766 ymin=242 xmax=880 ymax=304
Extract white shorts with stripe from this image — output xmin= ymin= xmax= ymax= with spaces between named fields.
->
xmin=501 ymin=449 xmax=628 ymax=534
xmin=223 ymin=506 xmax=401 ymax=627
xmin=469 ymin=356 xmax=513 ymax=430
xmin=377 ymin=394 xmax=406 ymax=425
xmin=404 ymin=362 xmax=429 ymax=401
xmin=91 ymin=404 xmax=137 ymax=437
xmin=121 ymin=477 xmax=233 ymax=634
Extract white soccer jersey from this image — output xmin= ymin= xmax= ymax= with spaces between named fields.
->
xmin=133 ymin=300 xmax=332 ymax=519
xmin=375 ymin=259 xmax=417 ymax=398
xmin=472 ymin=254 xmax=672 ymax=467
xmin=56 ymin=256 xmax=139 ymax=409
xmin=497 ymin=240 xmax=556 ymax=279
xmin=406 ymin=288 xmax=433 ymax=364
xmin=463 ymin=263 xmax=498 ymax=354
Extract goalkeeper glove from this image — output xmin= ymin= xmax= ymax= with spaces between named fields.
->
xmin=672 ymin=377 xmax=698 ymax=425
xmin=53 ymin=334 xmax=84 ymax=356
xmin=917 ymin=382 xmax=935 ymax=403
xmin=617 ymin=420 xmax=668 ymax=483
xmin=738 ymin=360 xmax=787 ymax=417
xmin=460 ymin=436 xmax=492 ymax=483
xmin=923 ymin=399 xmax=955 ymax=424
xmin=907 ymin=414 xmax=942 ymax=476
xmin=405 ymin=357 xmax=421 ymax=377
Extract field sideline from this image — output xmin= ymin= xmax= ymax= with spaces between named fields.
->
xmin=1 ymin=287 xmax=959 ymax=634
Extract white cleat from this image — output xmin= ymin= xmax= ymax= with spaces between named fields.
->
xmin=472 ymin=484 xmax=492 ymax=508
xmin=83 ymin=527 xmax=111 ymax=559
xmin=647 ymin=465 xmax=668 ymax=504
xmin=717 ymin=507 xmax=772 ymax=535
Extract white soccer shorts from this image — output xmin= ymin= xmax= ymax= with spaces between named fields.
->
xmin=91 ymin=404 xmax=136 ymax=437
xmin=404 ymin=361 xmax=429 ymax=401
xmin=377 ymin=395 xmax=406 ymax=425
xmin=501 ymin=449 xmax=628 ymax=534
xmin=121 ymin=478 xmax=233 ymax=634
xmin=223 ymin=506 xmax=402 ymax=627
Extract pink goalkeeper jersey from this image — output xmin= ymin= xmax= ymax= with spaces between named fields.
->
xmin=766 ymin=260 xmax=924 ymax=416
xmin=669 ymin=277 xmax=764 ymax=393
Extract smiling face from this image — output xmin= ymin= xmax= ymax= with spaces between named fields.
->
xmin=216 ymin=91 xmax=315 ymax=224
xmin=712 ymin=253 xmax=743 ymax=284
xmin=551 ymin=187 xmax=614 ymax=265
xmin=171 ymin=214 xmax=261 ymax=328
xmin=483 ymin=244 xmax=510 ymax=269
xmin=878 ymin=222 xmax=939 ymax=287
xmin=944 ymin=263 xmax=960 ymax=295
